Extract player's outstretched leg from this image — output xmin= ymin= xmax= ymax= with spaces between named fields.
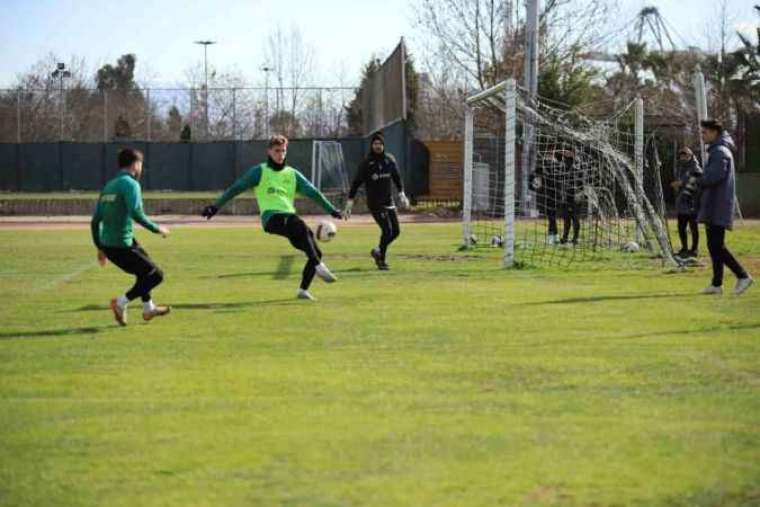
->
xmin=266 ymin=214 xmax=336 ymax=300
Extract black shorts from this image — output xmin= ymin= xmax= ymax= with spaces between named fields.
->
xmin=101 ymin=240 xmax=159 ymax=278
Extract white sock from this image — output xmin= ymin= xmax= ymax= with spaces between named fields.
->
xmin=116 ymin=295 xmax=129 ymax=308
xmin=143 ymin=300 xmax=156 ymax=312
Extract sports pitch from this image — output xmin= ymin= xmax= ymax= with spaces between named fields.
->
xmin=1 ymin=219 xmax=759 ymax=506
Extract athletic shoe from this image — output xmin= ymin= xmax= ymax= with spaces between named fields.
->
xmin=370 ymin=248 xmax=383 ymax=268
xmin=110 ymin=298 xmax=127 ymax=326
xmin=142 ymin=305 xmax=171 ymax=321
xmin=296 ymin=288 xmax=316 ymax=301
xmin=686 ymin=249 xmax=698 ymax=258
xmin=315 ymin=262 xmax=337 ymax=283
xmin=547 ymin=234 xmax=558 ymax=245
xmin=675 ymin=248 xmax=688 ymax=258
xmin=701 ymin=285 xmax=723 ymax=295
xmin=377 ymin=261 xmax=390 ymax=271
xmin=734 ymin=276 xmax=754 ymax=296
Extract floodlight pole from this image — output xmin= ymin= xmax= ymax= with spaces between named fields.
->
xmin=195 ymin=40 xmax=216 ymax=139
xmin=51 ymin=63 xmax=71 ymax=141
xmin=261 ymin=65 xmax=275 ymax=138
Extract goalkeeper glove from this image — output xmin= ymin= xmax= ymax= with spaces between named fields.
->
xmin=343 ymin=199 xmax=354 ymax=219
xmin=398 ymin=191 xmax=410 ymax=209
xmin=201 ymin=204 xmax=218 ymax=220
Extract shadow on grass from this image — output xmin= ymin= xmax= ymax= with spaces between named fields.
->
xmin=621 ymin=322 xmax=760 ymax=339
xmin=212 ymin=255 xmax=297 ymax=280
xmin=0 ymin=326 xmax=111 ymax=340
xmin=71 ymin=298 xmax=299 ymax=313
xmin=522 ymin=292 xmax=699 ymax=306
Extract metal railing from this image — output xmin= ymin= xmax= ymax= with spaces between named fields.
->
xmin=0 ymin=86 xmax=355 ymax=143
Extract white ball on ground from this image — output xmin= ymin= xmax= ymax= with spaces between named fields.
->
xmin=490 ymin=235 xmax=504 ymax=248
xmin=622 ymin=241 xmax=640 ymax=253
xmin=316 ymin=220 xmax=337 ymax=242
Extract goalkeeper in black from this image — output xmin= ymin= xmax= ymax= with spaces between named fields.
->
xmin=343 ymin=132 xmax=409 ymax=270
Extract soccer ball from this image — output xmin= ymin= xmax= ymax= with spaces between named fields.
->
xmin=622 ymin=241 xmax=640 ymax=253
xmin=490 ymin=235 xmax=504 ymax=248
xmin=316 ymin=220 xmax=337 ymax=242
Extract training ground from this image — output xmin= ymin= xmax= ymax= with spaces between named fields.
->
xmin=1 ymin=215 xmax=759 ymax=506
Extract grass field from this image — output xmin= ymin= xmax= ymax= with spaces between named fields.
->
xmin=1 ymin=220 xmax=760 ymax=506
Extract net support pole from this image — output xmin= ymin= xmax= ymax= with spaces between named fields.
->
xmin=146 ymin=88 xmax=151 ymax=142
xmin=462 ymin=105 xmax=474 ymax=246
xmin=521 ymin=0 xmax=539 ymax=217
xmin=634 ymin=95 xmax=644 ymax=244
xmin=693 ymin=67 xmax=708 ymax=164
xmin=311 ymin=141 xmax=319 ymax=189
xmin=16 ymin=90 xmax=21 ymax=143
xmin=103 ymin=91 xmax=108 ymax=142
xmin=503 ymin=79 xmax=517 ymax=268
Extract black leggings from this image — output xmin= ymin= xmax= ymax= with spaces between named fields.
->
xmin=264 ymin=214 xmax=322 ymax=290
xmin=705 ymin=224 xmax=747 ymax=287
xmin=561 ymin=205 xmax=580 ymax=242
xmin=102 ymin=240 xmax=164 ymax=302
xmin=371 ymin=208 xmax=400 ymax=260
xmin=677 ymin=214 xmax=699 ymax=251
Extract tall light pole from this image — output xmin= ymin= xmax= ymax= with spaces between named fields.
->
xmin=194 ymin=40 xmax=216 ymax=139
xmin=261 ymin=65 xmax=275 ymax=138
xmin=51 ymin=62 xmax=71 ymax=140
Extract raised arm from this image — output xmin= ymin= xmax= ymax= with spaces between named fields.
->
xmin=202 ymin=165 xmax=262 ymax=219
xmin=295 ymin=171 xmax=341 ymax=218
xmin=215 ymin=166 xmax=262 ymax=209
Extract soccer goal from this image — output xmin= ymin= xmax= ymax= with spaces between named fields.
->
xmin=462 ymin=79 xmax=676 ymax=268
xmin=312 ymin=140 xmax=350 ymax=196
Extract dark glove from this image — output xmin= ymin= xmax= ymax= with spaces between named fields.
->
xmin=201 ymin=204 xmax=219 ymax=220
xmin=331 ymin=210 xmax=344 ymax=220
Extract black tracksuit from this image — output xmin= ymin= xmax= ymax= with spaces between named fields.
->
xmin=349 ymin=151 xmax=403 ymax=260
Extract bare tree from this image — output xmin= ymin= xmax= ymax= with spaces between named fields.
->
xmin=263 ymin=24 xmax=316 ymax=137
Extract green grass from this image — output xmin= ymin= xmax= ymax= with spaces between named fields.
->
xmin=1 ymin=221 xmax=760 ymax=506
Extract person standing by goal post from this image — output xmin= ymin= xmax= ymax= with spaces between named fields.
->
xmin=344 ymin=132 xmax=410 ymax=270
xmin=91 ymin=148 xmax=172 ymax=326
xmin=698 ymin=120 xmax=753 ymax=295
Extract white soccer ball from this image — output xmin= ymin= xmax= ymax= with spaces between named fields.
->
xmin=622 ymin=241 xmax=640 ymax=253
xmin=490 ymin=235 xmax=504 ymax=248
xmin=316 ymin=220 xmax=337 ymax=242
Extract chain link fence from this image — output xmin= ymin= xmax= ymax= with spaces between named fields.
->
xmin=0 ymin=87 xmax=354 ymax=143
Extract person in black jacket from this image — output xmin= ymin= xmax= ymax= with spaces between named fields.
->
xmin=670 ymin=147 xmax=702 ymax=258
xmin=344 ymin=132 xmax=409 ymax=270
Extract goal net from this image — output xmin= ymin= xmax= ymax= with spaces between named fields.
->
xmin=462 ymin=79 xmax=676 ymax=268
xmin=312 ymin=140 xmax=350 ymax=199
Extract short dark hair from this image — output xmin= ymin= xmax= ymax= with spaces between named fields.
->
xmin=268 ymin=135 xmax=288 ymax=148
xmin=700 ymin=119 xmax=724 ymax=134
xmin=118 ymin=148 xmax=143 ymax=168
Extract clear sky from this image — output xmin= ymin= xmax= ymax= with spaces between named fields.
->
xmin=0 ymin=0 xmax=755 ymax=89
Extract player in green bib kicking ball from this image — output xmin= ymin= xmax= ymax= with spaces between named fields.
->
xmin=202 ymin=135 xmax=344 ymax=301
xmin=91 ymin=148 xmax=171 ymax=326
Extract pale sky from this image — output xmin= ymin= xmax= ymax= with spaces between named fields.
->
xmin=0 ymin=0 xmax=755 ymax=89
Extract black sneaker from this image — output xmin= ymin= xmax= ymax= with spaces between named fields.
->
xmin=370 ymin=248 xmax=383 ymax=268
xmin=377 ymin=261 xmax=390 ymax=271
xmin=675 ymin=249 xmax=688 ymax=258
xmin=686 ymin=249 xmax=698 ymax=258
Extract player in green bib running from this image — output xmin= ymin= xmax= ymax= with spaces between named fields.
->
xmin=91 ymin=148 xmax=171 ymax=326
xmin=201 ymin=135 xmax=344 ymax=301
